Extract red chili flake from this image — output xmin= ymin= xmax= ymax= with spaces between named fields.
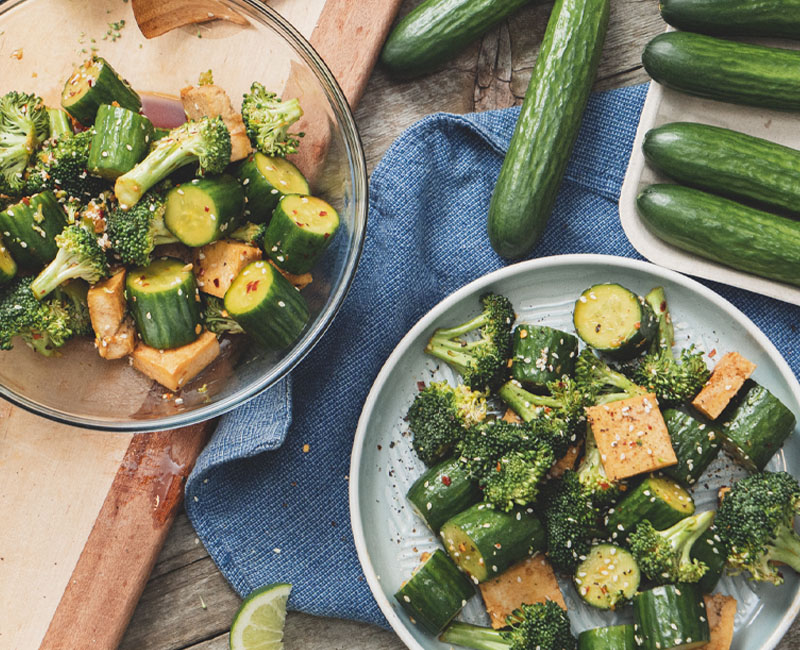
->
xmin=319 ymin=210 xmax=328 ymax=216
xmin=660 ymin=300 xmax=667 ymax=312
xmin=213 ymin=278 xmax=220 ymax=288
xmin=323 ymin=233 xmax=330 ymax=239
xmin=709 ymin=348 xmax=717 ymax=358
xmin=416 ymin=381 xmax=426 ymax=391
xmin=441 ymin=475 xmax=451 ymax=487
xmin=245 ymin=280 xmax=260 ymax=293
xmin=204 ymin=206 xmax=210 ymax=212
xmin=32 ymin=332 xmax=42 ymax=340
xmin=496 ymin=461 xmax=502 ymax=472
xmin=600 ymin=482 xmax=610 ymax=490
xmin=21 ymin=196 xmax=30 ymax=206
xmin=634 ymin=321 xmax=641 ymax=330
xmin=87 ymin=79 xmax=94 ymax=87
xmin=292 ymin=210 xmax=298 ymax=215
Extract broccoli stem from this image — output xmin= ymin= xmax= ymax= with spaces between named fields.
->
xmin=431 ymin=312 xmax=491 ymax=341
xmin=498 ymin=380 xmax=560 ymax=421
xmin=440 ymin=622 xmax=509 ymax=650
xmin=769 ymin=524 xmax=800 ymax=574
xmin=30 ymin=251 xmax=83 ymax=299
xmin=115 ymin=143 xmax=195 ymax=207
xmin=673 ymin=510 xmax=715 ymax=566
xmin=47 ymin=108 xmax=73 ymax=140
xmin=424 ymin=340 xmax=474 ymax=375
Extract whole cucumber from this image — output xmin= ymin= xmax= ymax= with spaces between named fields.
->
xmin=381 ymin=0 xmax=531 ymax=79
xmin=660 ymin=0 xmax=800 ymax=40
xmin=487 ymin=0 xmax=609 ymax=259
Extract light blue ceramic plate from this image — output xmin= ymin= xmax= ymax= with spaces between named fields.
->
xmin=350 ymin=254 xmax=800 ymax=650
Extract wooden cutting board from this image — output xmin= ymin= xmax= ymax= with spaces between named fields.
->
xmin=0 ymin=2 xmax=401 ymax=648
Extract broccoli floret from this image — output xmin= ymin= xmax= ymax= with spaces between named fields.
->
xmin=114 ymin=116 xmax=231 ymax=208
xmin=0 ymin=276 xmax=72 ymax=355
xmin=0 ymin=91 xmax=49 ymax=195
xmin=575 ymin=349 xmax=647 ymax=405
xmin=715 ymin=471 xmax=800 ymax=585
xmin=241 ymin=82 xmax=303 ymax=157
xmin=629 ymin=510 xmax=715 ymax=585
xmin=203 ymin=295 xmax=244 ymax=335
xmin=229 ymin=221 xmax=266 ymax=247
xmin=406 ymin=381 xmax=488 ymax=466
xmin=55 ymin=280 xmax=92 ymax=337
xmin=425 ymin=292 xmax=515 ymax=392
xmin=542 ymin=471 xmax=600 ymax=573
xmin=576 ymin=427 xmax=621 ymax=506
xmin=24 ymin=130 xmax=107 ymax=200
xmin=105 ymin=190 xmax=179 ymax=266
xmin=457 ymin=419 xmax=554 ymax=511
xmin=30 ymin=225 xmax=109 ymax=299
xmin=440 ymin=600 xmax=576 ymax=650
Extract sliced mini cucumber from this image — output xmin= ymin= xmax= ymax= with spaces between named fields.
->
xmin=606 ymin=475 xmax=694 ymax=542
xmin=574 ymin=283 xmax=657 ymax=359
xmin=164 ymin=175 xmax=244 ymax=247
xmin=406 ymin=457 xmax=481 ymax=533
xmin=126 ymin=257 xmax=202 ymax=350
xmin=634 ymin=584 xmax=710 ymax=650
xmin=61 ymin=56 xmax=141 ymax=126
xmin=578 ymin=624 xmax=636 ymax=650
xmin=0 ymin=191 xmax=68 ymax=270
xmin=692 ymin=525 xmax=727 ymax=593
xmin=574 ymin=544 xmax=640 ymax=610
xmin=224 ymin=260 xmax=309 ymax=349
xmin=0 ymin=237 xmax=17 ymax=285
xmin=88 ymin=104 xmax=154 ymax=179
xmin=510 ymin=324 xmax=579 ymax=392
xmin=661 ymin=409 xmax=721 ymax=486
xmin=237 ymin=152 xmax=310 ymax=223
xmin=394 ymin=549 xmax=474 ymax=636
xmin=440 ymin=502 xmax=546 ymax=583
xmin=264 ymin=194 xmax=340 ymax=274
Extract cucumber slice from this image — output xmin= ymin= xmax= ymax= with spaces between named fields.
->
xmin=61 ymin=56 xmax=141 ymax=126
xmin=634 ymin=584 xmax=710 ymax=650
xmin=394 ymin=549 xmax=474 ymax=636
xmin=165 ymin=175 xmax=244 ymax=247
xmin=573 ymin=283 xmax=657 ymax=359
xmin=0 ymin=191 xmax=68 ymax=270
xmin=0 ymin=237 xmax=17 ymax=285
xmin=510 ymin=324 xmax=579 ymax=391
xmin=692 ymin=524 xmax=726 ymax=593
xmin=606 ymin=475 xmax=694 ymax=542
xmin=406 ymin=457 xmax=481 ymax=533
xmin=720 ymin=380 xmax=796 ymax=471
xmin=88 ymin=104 xmax=154 ymax=179
xmin=574 ymin=544 xmax=640 ymax=610
xmin=264 ymin=194 xmax=340 ymax=275
xmin=661 ymin=409 xmax=721 ymax=486
xmin=237 ymin=152 xmax=310 ymax=223
xmin=578 ymin=624 xmax=636 ymax=650
xmin=224 ymin=260 xmax=309 ymax=349
xmin=440 ymin=502 xmax=546 ymax=584
xmin=126 ymin=257 xmax=202 ymax=350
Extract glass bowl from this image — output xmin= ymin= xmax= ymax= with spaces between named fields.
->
xmin=0 ymin=0 xmax=367 ymax=431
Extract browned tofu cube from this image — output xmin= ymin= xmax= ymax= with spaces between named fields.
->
xmin=180 ymin=84 xmax=252 ymax=162
xmin=501 ymin=408 xmax=522 ymax=424
xmin=586 ymin=393 xmax=677 ymax=481
xmin=692 ymin=352 xmax=756 ymax=420
xmin=97 ymin=317 xmax=136 ymax=360
xmin=132 ymin=331 xmax=220 ymax=391
xmin=549 ymin=443 xmax=582 ymax=479
xmin=702 ymin=593 xmax=736 ymax=650
xmin=88 ymin=269 xmax=127 ymax=339
xmin=268 ymin=259 xmax=313 ymax=291
xmin=193 ymin=240 xmax=262 ymax=298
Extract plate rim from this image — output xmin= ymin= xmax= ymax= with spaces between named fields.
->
xmin=349 ymin=252 xmax=800 ymax=650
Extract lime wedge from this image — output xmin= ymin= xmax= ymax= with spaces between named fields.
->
xmin=229 ymin=583 xmax=292 ymax=650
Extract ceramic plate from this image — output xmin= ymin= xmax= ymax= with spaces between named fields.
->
xmin=350 ymin=254 xmax=800 ymax=650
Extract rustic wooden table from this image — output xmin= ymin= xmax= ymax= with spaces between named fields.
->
xmin=119 ymin=1 xmax=800 ymax=648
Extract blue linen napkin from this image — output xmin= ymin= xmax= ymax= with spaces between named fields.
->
xmin=185 ymin=83 xmax=800 ymax=627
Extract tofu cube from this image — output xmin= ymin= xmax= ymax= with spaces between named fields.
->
xmin=269 ymin=259 xmax=313 ymax=291
xmin=549 ymin=443 xmax=582 ymax=479
xmin=193 ymin=240 xmax=262 ymax=298
xmin=479 ymin=555 xmax=566 ymax=629
xmin=692 ymin=351 xmax=756 ymax=420
xmin=703 ymin=593 xmax=736 ymax=650
xmin=97 ymin=317 xmax=136 ymax=360
xmin=132 ymin=330 xmax=220 ymax=391
xmin=586 ymin=393 xmax=677 ymax=481
xmin=180 ymin=84 xmax=252 ymax=162
xmin=88 ymin=269 xmax=127 ymax=339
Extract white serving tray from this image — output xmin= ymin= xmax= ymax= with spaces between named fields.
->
xmin=618 ymin=32 xmax=800 ymax=306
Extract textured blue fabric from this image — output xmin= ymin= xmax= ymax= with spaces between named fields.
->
xmin=185 ymin=83 xmax=800 ymax=627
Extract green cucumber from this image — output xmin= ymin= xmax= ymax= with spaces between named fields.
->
xmin=264 ymin=194 xmax=339 ymax=274
xmin=692 ymin=525 xmax=727 ymax=593
xmin=643 ymin=122 xmax=800 ymax=218
xmin=406 ymin=457 xmax=481 ymax=533
xmin=606 ymin=475 xmax=694 ymax=542
xmin=164 ymin=175 xmax=244 ymax=247
xmin=510 ymin=324 xmax=579 ymax=391
xmin=224 ymin=260 xmax=309 ymax=349
xmin=0 ymin=191 xmax=68 ymax=270
xmin=642 ymin=32 xmax=800 ymax=112
xmin=126 ymin=257 xmax=202 ymax=350
xmin=659 ymin=0 xmax=800 ymax=40
xmin=574 ymin=544 xmax=640 ymax=610
xmin=719 ymin=380 xmax=796 ymax=471
xmin=440 ymin=502 xmax=546 ymax=583
xmin=573 ymin=284 xmax=657 ymax=359
xmin=634 ymin=584 xmax=710 ymax=650
xmin=61 ymin=56 xmax=141 ymax=126
xmin=661 ymin=409 xmax=721 ymax=486
xmin=380 ymin=0 xmax=531 ymax=79
xmin=394 ymin=549 xmax=474 ymax=635
xmin=0 ymin=237 xmax=17 ymax=285
xmin=637 ymin=184 xmax=800 ymax=287
xmin=236 ymin=153 xmax=309 ymax=224
xmin=88 ymin=104 xmax=154 ymax=180
xmin=487 ymin=0 xmax=609 ymax=259
xmin=578 ymin=624 xmax=636 ymax=650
